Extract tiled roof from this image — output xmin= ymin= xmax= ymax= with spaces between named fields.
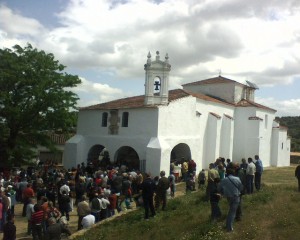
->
xmin=224 ymin=114 xmax=234 ymax=120
xmin=237 ymin=99 xmax=276 ymax=112
xmin=182 ymin=76 xmax=247 ymax=88
xmin=80 ymin=89 xmax=233 ymax=110
xmin=48 ymin=132 xmax=74 ymax=145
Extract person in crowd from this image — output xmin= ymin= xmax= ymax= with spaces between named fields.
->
xmin=99 ymin=194 xmax=110 ymax=221
xmin=218 ymin=163 xmax=225 ymax=180
xmin=198 ymin=169 xmax=206 ymax=189
xmin=141 ymin=173 xmax=156 ymax=220
xmin=81 ymin=211 xmax=95 ymax=229
xmin=246 ymin=158 xmax=256 ymax=194
xmin=77 ymin=195 xmax=90 ymax=230
xmin=90 ymin=193 xmax=101 ymax=223
xmin=0 ymin=188 xmax=10 ymax=227
xmin=2 ymin=214 xmax=16 ymax=240
xmin=254 ymin=155 xmax=263 ymax=191
xmin=218 ymin=163 xmax=243 ymax=232
xmin=155 ymin=171 xmax=169 ymax=211
xmin=59 ymin=190 xmax=71 ymax=221
xmin=45 ymin=201 xmax=61 ymax=223
xmin=26 ymin=198 xmax=35 ymax=236
xmin=206 ymin=163 xmax=219 ymax=201
xmin=0 ymin=198 xmax=3 ymax=233
xmin=168 ymin=171 xmax=176 ymax=198
xmin=22 ymin=183 xmax=35 ymax=217
xmin=108 ymin=192 xmax=117 ymax=217
xmin=240 ymin=158 xmax=248 ymax=171
xmin=188 ymin=159 xmax=197 ymax=174
xmin=209 ymin=177 xmax=221 ymax=222
xmin=295 ymin=161 xmax=300 ymax=192
xmin=31 ymin=204 xmax=44 ymax=240
xmin=181 ymin=158 xmax=188 ymax=182
xmin=7 ymin=185 xmax=16 ymax=215
xmin=45 ymin=217 xmax=71 ymax=240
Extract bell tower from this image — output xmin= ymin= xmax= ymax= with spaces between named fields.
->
xmin=144 ymin=51 xmax=171 ymax=105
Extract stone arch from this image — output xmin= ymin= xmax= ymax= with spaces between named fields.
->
xmin=114 ymin=146 xmax=140 ymax=171
xmin=87 ymin=144 xmax=111 ymax=169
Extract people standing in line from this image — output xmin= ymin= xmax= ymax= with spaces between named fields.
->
xmin=254 ymin=155 xmax=263 ymax=191
xmin=218 ymin=163 xmax=243 ymax=232
xmin=246 ymin=158 xmax=256 ymax=194
xmin=155 ymin=171 xmax=169 ymax=211
xmin=141 ymin=173 xmax=156 ymax=220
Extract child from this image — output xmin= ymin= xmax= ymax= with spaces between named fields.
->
xmin=210 ymin=177 xmax=221 ymax=222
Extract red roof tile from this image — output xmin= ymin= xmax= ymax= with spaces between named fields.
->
xmin=248 ymin=116 xmax=263 ymax=121
xmin=182 ymin=76 xmax=247 ymax=87
xmin=210 ymin=112 xmax=221 ymax=119
xmin=80 ymin=89 xmax=234 ymax=111
xmin=237 ymin=99 xmax=276 ymax=112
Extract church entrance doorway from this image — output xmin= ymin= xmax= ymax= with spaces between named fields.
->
xmin=170 ymin=143 xmax=191 ymax=181
xmin=87 ymin=144 xmax=111 ymax=169
xmin=114 ymin=146 xmax=140 ymax=171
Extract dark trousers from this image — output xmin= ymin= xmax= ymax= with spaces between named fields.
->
xmin=155 ymin=192 xmax=167 ymax=211
xmin=77 ymin=216 xmax=83 ymax=230
xmin=143 ymin=196 xmax=156 ymax=219
xmin=210 ymin=201 xmax=221 ymax=220
xmin=255 ymin=172 xmax=262 ymax=191
xmin=32 ymin=224 xmax=43 ymax=240
xmin=22 ymin=198 xmax=29 ymax=217
xmin=246 ymin=175 xmax=254 ymax=194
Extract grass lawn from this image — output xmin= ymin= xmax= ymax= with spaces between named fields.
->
xmin=74 ymin=166 xmax=300 ymax=240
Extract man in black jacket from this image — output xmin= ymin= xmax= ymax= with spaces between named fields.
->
xmin=141 ymin=173 xmax=156 ymax=220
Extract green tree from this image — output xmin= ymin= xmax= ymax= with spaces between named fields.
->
xmin=0 ymin=44 xmax=81 ymax=166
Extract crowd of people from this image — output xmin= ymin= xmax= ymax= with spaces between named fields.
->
xmin=0 ymin=154 xmax=269 ymax=239
xmin=205 ymin=155 xmax=264 ymax=232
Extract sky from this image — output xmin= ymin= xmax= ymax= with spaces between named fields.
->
xmin=1 ymin=0 xmax=300 ymax=116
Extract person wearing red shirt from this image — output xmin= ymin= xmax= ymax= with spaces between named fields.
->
xmin=22 ymin=183 xmax=35 ymax=217
xmin=31 ymin=204 xmax=44 ymax=240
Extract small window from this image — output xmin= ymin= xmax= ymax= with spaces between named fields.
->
xmin=122 ymin=112 xmax=129 ymax=127
xmin=102 ymin=112 xmax=108 ymax=127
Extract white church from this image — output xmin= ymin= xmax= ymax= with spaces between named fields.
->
xmin=64 ymin=51 xmax=290 ymax=175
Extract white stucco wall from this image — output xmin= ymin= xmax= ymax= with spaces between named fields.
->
xmin=271 ymin=128 xmax=290 ymax=166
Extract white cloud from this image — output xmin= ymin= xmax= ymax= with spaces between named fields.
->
xmin=1 ymin=0 xmax=300 ymax=115
xmin=74 ymin=77 xmax=127 ymax=107
xmin=256 ymin=97 xmax=300 ymax=117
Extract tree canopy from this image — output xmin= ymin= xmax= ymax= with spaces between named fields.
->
xmin=0 ymin=44 xmax=81 ymax=166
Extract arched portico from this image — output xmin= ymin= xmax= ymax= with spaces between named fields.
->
xmin=87 ymin=144 xmax=111 ymax=168
xmin=114 ymin=146 xmax=140 ymax=171
xmin=170 ymin=143 xmax=192 ymax=164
